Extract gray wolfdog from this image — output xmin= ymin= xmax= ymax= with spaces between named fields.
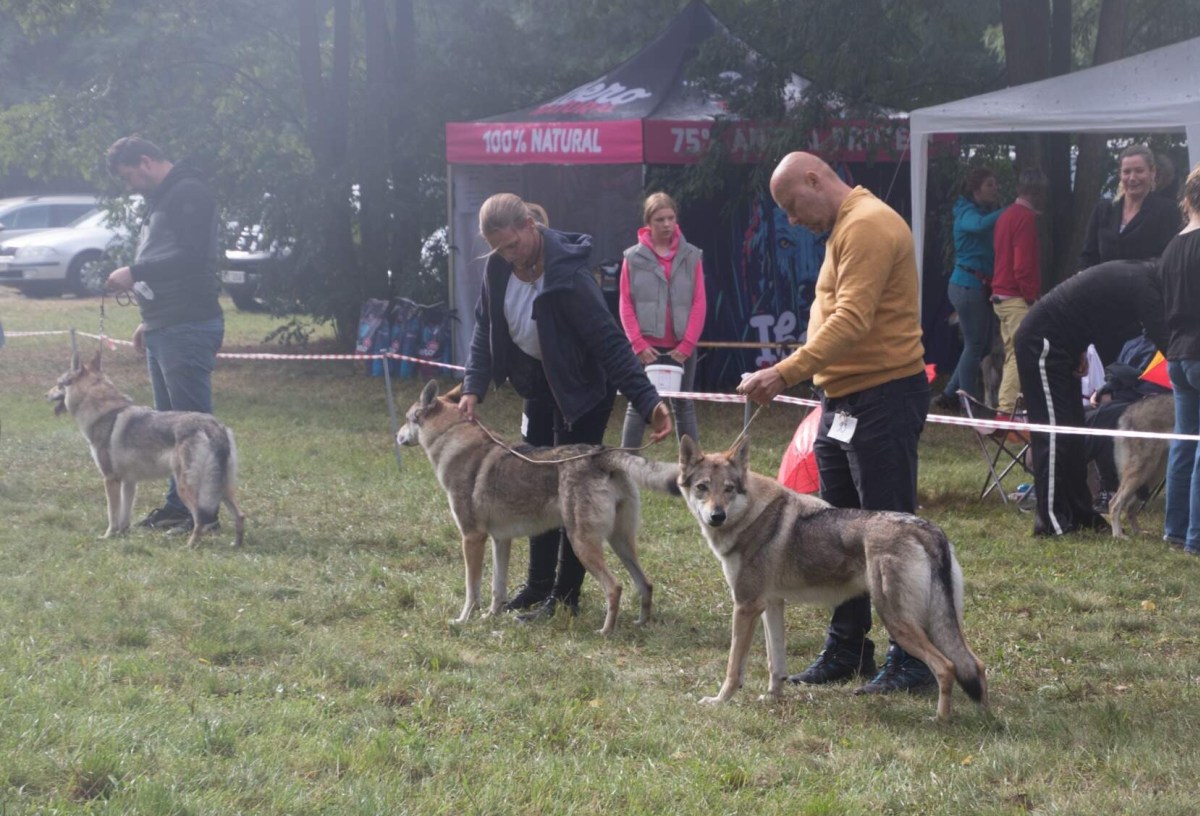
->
xmin=396 ymin=380 xmax=678 ymax=634
xmin=1109 ymin=393 xmax=1173 ymax=538
xmin=677 ymin=435 xmax=986 ymax=720
xmin=46 ymin=349 xmax=245 ymax=547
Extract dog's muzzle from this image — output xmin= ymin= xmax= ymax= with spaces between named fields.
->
xmin=46 ymin=386 xmax=67 ymax=416
xmin=396 ymin=426 xmax=417 ymax=447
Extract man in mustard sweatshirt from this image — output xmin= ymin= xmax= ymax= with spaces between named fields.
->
xmin=739 ymin=152 xmax=934 ymax=696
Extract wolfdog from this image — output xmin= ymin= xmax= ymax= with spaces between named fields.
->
xmin=1109 ymin=393 xmax=1174 ymax=538
xmin=396 ymin=380 xmax=679 ymax=634
xmin=677 ymin=435 xmax=986 ymax=720
xmin=46 ymin=349 xmax=245 ymax=547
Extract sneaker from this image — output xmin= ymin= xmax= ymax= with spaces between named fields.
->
xmin=787 ymin=639 xmax=876 ymax=685
xmin=136 ymin=506 xmax=191 ymax=529
xmin=165 ymin=517 xmax=220 ymax=536
xmin=853 ymin=646 xmax=937 ymax=695
xmin=502 ymin=584 xmax=552 ymax=612
xmin=930 ymin=393 xmax=958 ymax=412
xmin=515 ymin=596 xmax=579 ymax=623
xmin=1164 ymin=534 xmax=1186 ymax=551
xmin=1092 ymin=490 xmax=1114 ymax=515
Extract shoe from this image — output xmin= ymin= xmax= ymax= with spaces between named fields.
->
xmin=502 ymin=584 xmax=552 ymax=612
xmin=787 ymin=639 xmax=876 ymax=685
xmin=136 ymin=506 xmax=191 ymax=529
xmin=1183 ymin=545 xmax=1200 ymax=557
xmin=1092 ymin=490 xmax=1114 ymax=515
xmin=853 ymin=645 xmax=937 ymax=695
xmin=516 ymin=596 xmax=579 ymax=623
xmin=930 ymin=393 xmax=958 ymax=412
xmin=165 ymin=517 xmax=220 ymax=536
xmin=1164 ymin=535 xmax=1186 ymax=551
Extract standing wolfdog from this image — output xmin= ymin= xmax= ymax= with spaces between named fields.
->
xmin=1109 ymin=393 xmax=1174 ymax=538
xmin=397 ymin=380 xmax=678 ymax=635
xmin=46 ymin=349 xmax=245 ymax=547
xmin=678 ymin=435 xmax=986 ymax=720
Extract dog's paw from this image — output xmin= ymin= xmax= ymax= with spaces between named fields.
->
xmin=698 ymin=695 xmax=725 ymax=705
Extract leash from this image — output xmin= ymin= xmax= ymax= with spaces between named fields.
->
xmin=472 ymin=418 xmax=659 ymax=465
xmin=728 ymin=401 xmax=769 ymax=452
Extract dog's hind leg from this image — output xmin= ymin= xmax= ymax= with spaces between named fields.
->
xmin=701 ymin=597 xmax=765 ymax=704
xmin=222 ymin=486 xmax=246 ymax=547
xmin=488 ymin=537 xmax=512 ymax=617
xmin=455 ymin=530 xmax=487 ymax=624
xmin=884 ymin=621 xmax=957 ymax=721
xmin=608 ymin=509 xmax=653 ymax=626
xmin=569 ymin=534 xmax=623 ymax=635
xmin=1108 ymin=485 xmax=1131 ymax=538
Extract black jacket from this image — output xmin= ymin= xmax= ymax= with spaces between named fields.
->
xmin=464 ymin=226 xmax=661 ymax=427
xmin=131 ymin=162 xmax=222 ymax=331
xmin=1078 ymin=193 xmax=1180 ymax=270
xmin=1017 ymin=259 xmax=1170 ymax=363
xmin=1158 ymin=229 xmax=1200 ymax=361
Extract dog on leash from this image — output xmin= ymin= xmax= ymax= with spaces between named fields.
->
xmin=677 ymin=435 xmax=986 ymax=720
xmin=396 ymin=380 xmax=678 ymax=634
xmin=1109 ymin=393 xmax=1174 ymax=538
xmin=46 ymin=349 xmax=245 ymax=547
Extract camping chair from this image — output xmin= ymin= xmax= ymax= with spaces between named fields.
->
xmin=957 ymin=390 xmax=1033 ymax=506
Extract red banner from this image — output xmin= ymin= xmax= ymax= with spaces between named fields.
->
xmin=445 ymin=121 xmax=644 ymax=165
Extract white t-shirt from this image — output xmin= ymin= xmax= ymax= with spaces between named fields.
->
xmin=504 ymin=274 xmax=543 ymax=360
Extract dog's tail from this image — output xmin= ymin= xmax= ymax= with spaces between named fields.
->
xmin=929 ymin=533 xmax=986 ymax=704
xmin=603 ymin=450 xmax=680 ymax=496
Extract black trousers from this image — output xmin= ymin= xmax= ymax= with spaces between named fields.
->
xmin=814 ymin=371 xmax=929 ymax=645
xmin=522 ymin=387 xmax=617 ymax=602
xmin=1014 ymin=331 xmax=1104 ymax=535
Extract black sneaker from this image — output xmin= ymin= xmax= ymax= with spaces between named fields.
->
xmin=136 ymin=506 xmax=191 ymax=529
xmin=503 ymin=584 xmax=552 ymax=612
xmin=787 ymin=640 xmax=876 ymax=685
xmin=930 ymin=393 xmax=958 ymax=412
xmin=853 ymin=646 xmax=936 ymax=695
xmin=1092 ymin=490 xmax=1114 ymax=515
xmin=515 ymin=596 xmax=579 ymax=623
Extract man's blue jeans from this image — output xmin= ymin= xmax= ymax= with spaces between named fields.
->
xmin=143 ymin=317 xmax=225 ymax=513
xmin=1165 ymin=359 xmax=1200 ymax=551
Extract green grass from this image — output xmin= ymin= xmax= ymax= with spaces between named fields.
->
xmin=1 ymin=288 xmax=1198 ymax=815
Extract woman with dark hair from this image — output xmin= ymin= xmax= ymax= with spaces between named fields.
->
xmin=1160 ymin=163 xmax=1200 ymax=555
xmin=1079 ymin=144 xmax=1180 ymax=269
xmin=933 ymin=166 xmax=1003 ymax=409
xmin=460 ymin=193 xmax=672 ymax=620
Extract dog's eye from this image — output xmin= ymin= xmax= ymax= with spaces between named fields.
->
xmin=724 ymin=483 xmax=737 ymax=495
xmin=694 ymin=482 xmax=709 ymax=495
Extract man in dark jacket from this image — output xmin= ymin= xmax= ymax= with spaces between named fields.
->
xmin=104 ymin=135 xmax=224 ymax=533
xmin=1015 ymin=260 xmax=1170 ymax=537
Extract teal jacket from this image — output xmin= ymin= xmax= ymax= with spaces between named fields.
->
xmin=949 ymin=195 xmax=1003 ymax=289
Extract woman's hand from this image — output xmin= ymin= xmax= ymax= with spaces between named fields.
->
xmin=667 ymin=348 xmax=688 ymax=365
xmin=637 ymin=347 xmax=658 ymax=365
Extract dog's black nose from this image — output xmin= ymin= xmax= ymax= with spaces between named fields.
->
xmin=708 ymin=508 xmax=726 ymax=527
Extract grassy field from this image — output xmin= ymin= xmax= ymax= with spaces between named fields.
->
xmin=1 ymin=288 xmax=1197 ymax=815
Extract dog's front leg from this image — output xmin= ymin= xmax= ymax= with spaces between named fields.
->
xmin=487 ymin=537 xmax=512 ymax=616
xmin=700 ymin=599 xmax=765 ymax=704
xmin=761 ymin=600 xmax=788 ymax=699
xmin=116 ymin=480 xmax=138 ymax=533
xmin=454 ymin=531 xmax=487 ymax=624
xmin=101 ymin=477 xmax=122 ymax=538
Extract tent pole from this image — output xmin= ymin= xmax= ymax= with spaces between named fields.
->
xmin=446 ymin=164 xmax=457 ymax=370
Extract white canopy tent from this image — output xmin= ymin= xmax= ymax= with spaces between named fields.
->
xmin=909 ymin=35 xmax=1200 ymax=271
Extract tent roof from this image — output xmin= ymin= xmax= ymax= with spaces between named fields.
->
xmin=910 ymin=36 xmax=1200 ymax=136
xmin=908 ymin=36 xmax=1200 ymax=276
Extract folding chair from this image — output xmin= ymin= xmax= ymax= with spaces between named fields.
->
xmin=956 ymin=390 xmax=1033 ymax=505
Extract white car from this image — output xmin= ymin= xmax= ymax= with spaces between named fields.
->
xmin=0 ymin=208 xmax=130 ymax=297
xmin=0 ymin=195 xmax=98 ymax=242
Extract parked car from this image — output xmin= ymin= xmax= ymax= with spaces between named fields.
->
xmin=0 ymin=195 xmax=98 ymax=242
xmin=221 ymin=225 xmax=293 ymax=311
xmin=0 ymin=207 xmax=129 ymax=297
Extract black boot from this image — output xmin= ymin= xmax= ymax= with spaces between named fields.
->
xmin=516 ymin=536 xmax=585 ymax=622
xmin=503 ymin=531 xmax=558 ymax=612
xmin=788 ymin=636 xmax=876 ymax=685
xmin=853 ymin=643 xmax=936 ymax=695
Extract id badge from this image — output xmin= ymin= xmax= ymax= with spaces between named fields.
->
xmin=829 ymin=410 xmax=857 ymax=443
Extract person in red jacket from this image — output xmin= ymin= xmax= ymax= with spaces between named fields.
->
xmin=991 ymin=167 xmax=1047 ymax=418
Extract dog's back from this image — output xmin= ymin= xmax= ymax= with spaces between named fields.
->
xmin=1110 ymin=393 xmax=1173 ymax=537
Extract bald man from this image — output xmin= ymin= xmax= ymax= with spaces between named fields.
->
xmin=739 ymin=152 xmax=934 ymax=697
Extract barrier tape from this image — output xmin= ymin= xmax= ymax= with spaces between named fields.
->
xmin=9 ymin=329 xmax=1200 ymax=442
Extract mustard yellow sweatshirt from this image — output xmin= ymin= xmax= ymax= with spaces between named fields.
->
xmin=775 ymin=187 xmax=925 ymax=398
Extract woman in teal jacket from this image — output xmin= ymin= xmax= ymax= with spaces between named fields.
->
xmin=934 ymin=166 xmax=1003 ymax=408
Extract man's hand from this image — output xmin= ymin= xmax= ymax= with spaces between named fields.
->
xmin=106 ymin=266 xmax=134 ymax=292
xmin=648 ymin=401 xmax=673 ymax=443
xmin=737 ymin=367 xmax=785 ymax=406
xmin=131 ymin=323 xmax=146 ymax=353
xmin=458 ymin=393 xmax=478 ymax=422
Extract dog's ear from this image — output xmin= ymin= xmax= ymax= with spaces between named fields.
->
xmin=726 ymin=434 xmax=750 ymax=474
xmin=88 ymin=349 xmax=103 ymax=374
xmin=678 ymin=434 xmax=702 ymax=469
xmin=442 ymin=382 xmax=464 ymax=403
xmin=419 ymin=379 xmax=439 ymax=408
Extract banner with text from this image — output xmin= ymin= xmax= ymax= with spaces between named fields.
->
xmin=446 ymin=121 xmax=644 ymax=165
